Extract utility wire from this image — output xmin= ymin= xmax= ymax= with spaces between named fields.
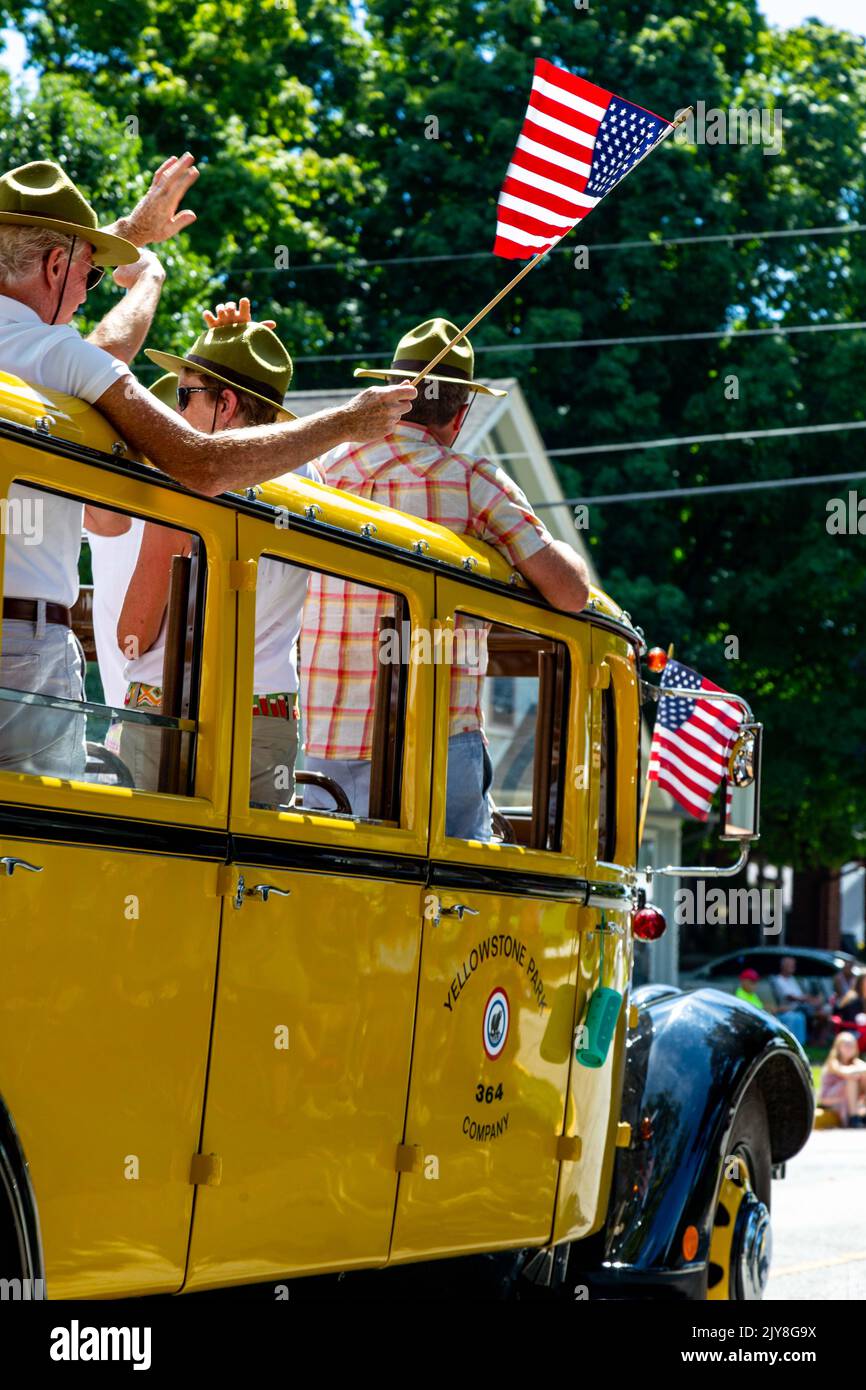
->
xmin=490 ymin=418 xmax=866 ymax=466
xmin=530 ymin=468 xmax=866 ymax=508
xmin=133 ymin=315 xmax=866 ymax=372
xmin=289 ymin=319 xmax=866 ymax=363
xmin=220 ymin=220 xmax=866 ymax=277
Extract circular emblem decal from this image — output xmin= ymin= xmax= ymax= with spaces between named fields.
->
xmin=483 ymin=988 xmax=510 ymax=1060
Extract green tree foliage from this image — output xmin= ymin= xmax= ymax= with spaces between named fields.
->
xmin=0 ymin=71 xmax=222 ymax=345
xmin=0 ymin=1 xmax=864 ymax=866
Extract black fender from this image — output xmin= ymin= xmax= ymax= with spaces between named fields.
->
xmin=576 ymin=985 xmax=813 ymax=1298
xmin=0 ymin=1093 xmax=45 ymax=1292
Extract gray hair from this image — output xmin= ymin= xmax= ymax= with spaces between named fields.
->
xmin=0 ymin=225 xmax=89 ymax=283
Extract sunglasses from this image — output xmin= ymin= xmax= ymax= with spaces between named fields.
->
xmin=85 ymin=264 xmax=106 ymax=291
xmin=176 ymin=385 xmax=223 ymax=413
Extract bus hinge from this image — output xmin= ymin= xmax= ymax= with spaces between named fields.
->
xmin=589 ymin=663 xmax=611 ymax=690
xmin=395 ymin=1143 xmax=423 ymax=1174
xmin=228 ymin=559 xmax=258 ymax=591
xmin=615 ymin=1122 xmax=632 ymax=1149
xmin=556 ymin=1134 xmax=583 ymax=1163
xmin=216 ymin=864 xmax=240 ymax=899
xmin=190 ymin=1153 xmax=222 ymax=1186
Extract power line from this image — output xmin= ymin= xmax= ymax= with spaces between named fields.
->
xmin=132 ymin=313 xmax=864 ymax=374
xmin=290 ymin=318 xmax=866 ymax=363
xmin=220 ymin=220 xmax=866 ymax=278
xmin=531 ymin=468 xmax=866 ymax=508
xmin=492 ymin=418 xmax=866 ymax=464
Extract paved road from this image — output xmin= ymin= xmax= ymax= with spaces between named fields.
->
xmin=765 ymin=1129 xmax=866 ymax=1301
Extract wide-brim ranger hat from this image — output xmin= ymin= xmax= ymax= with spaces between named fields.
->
xmin=353 ymin=317 xmax=507 ymax=398
xmin=0 ymin=160 xmax=139 ymax=267
xmin=149 ymin=372 xmax=180 ymax=408
xmin=145 ymin=322 xmax=296 ymax=420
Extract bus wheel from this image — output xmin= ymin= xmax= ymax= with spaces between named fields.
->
xmin=707 ymin=1088 xmax=772 ymax=1301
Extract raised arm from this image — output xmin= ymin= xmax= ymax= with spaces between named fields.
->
xmin=86 ymin=249 xmax=166 ymax=364
xmin=95 ymin=374 xmax=416 ymax=497
xmin=87 ymin=153 xmax=199 ymax=364
xmin=102 ymin=153 xmax=199 ymax=249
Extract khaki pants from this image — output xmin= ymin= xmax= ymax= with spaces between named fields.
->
xmin=107 ymin=689 xmax=299 ymax=803
xmin=0 ymin=613 xmax=87 ymax=779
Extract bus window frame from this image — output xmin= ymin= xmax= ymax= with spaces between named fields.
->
xmin=431 ymin=575 xmax=590 ymax=879
xmin=0 ymin=442 xmax=235 ymax=831
xmin=229 ymin=516 xmax=434 ymax=861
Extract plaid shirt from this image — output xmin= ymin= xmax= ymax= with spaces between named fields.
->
xmin=300 ymin=423 xmax=553 ymax=760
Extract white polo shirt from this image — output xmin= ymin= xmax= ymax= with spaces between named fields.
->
xmin=0 ymin=294 xmax=130 ymax=608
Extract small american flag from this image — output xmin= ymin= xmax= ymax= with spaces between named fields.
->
xmin=648 ymin=661 xmax=743 ymax=822
xmin=494 ymin=58 xmax=673 ymax=260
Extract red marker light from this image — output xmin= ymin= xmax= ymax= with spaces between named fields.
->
xmin=647 ymin=647 xmax=668 ymax=673
xmin=633 ymin=906 xmax=667 ymax=941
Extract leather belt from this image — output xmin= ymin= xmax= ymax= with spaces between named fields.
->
xmin=253 ymin=692 xmax=298 ymax=719
xmin=3 ymin=598 xmax=72 ymax=627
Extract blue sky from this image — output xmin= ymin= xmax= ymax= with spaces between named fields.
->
xmin=1 ymin=26 xmax=26 ymax=75
xmin=759 ymin=0 xmax=865 ymax=30
xmin=2 ymin=1 xmax=865 ymax=83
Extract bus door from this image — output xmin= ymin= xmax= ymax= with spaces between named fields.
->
xmin=185 ymin=511 xmax=435 ymax=1288
xmin=391 ymin=577 xmax=591 ymax=1258
xmin=0 ymin=428 xmax=233 ymax=1296
xmin=553 ymin=623 xmax=640 ymax=1243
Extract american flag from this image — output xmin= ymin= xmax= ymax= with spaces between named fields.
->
xmin=648 ymin=661 xmax=743 ymax=822
xmin=494 ymin=58 xmax=673 ymax=260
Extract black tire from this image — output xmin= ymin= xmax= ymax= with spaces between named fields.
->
xmin=727 ymin=1087 xmax=772 ymax=1209
xmin=707 ymin=1086 xmax=773 ymax=1300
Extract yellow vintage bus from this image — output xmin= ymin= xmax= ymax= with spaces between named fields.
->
xmin=0 ymin=371 xmax=812 ymax=1303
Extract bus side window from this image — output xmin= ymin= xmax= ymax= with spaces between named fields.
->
xmin=445 ymin=615 xmax=569 ymax=851
xmin=0 ymin=480 xmax=203 ymax=796
xmin=598 ymin=682 xmax=617 ymax=862
xmin=251 ymin=554 xmax=409 ymax=826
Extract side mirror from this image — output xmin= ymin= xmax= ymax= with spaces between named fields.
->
xmin=720 ymin=723 xmax=762 ymax=842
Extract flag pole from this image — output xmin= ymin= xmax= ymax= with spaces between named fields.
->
xmin=410 ymin=105 xmax=693 ymax=389
xmin=638 ymin=642 xmax=674 ymax=847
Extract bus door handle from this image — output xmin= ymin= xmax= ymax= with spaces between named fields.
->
xmin=246 ymin=883 xmax=292 ymax=904
xmin=232 ymin=875 xmax=291 ymax=909
xmin=1 ymin=856 xmax=44 ymax=877
xmin=433 ymin=902 xmax=479 ymax=928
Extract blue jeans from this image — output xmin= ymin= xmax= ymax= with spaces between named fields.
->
xmin=445 ymin=730 xmax=493 ymax=840
xmin=302 ymin=730 xmax=494 ymax=840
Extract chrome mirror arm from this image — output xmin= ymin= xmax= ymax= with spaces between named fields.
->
xmin=640 ymin=683 xmax=755 ymax=722
xmin=643 ymin=845 xmax=751 ymax=881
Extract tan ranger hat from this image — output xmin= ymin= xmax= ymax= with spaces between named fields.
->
xmin=0 ymin=160 xmax=138 ymax=267
xmin=354 ymin=317 xmax=507 ymax=398
xmin=146 ymin=321 xmax=296 ymax=420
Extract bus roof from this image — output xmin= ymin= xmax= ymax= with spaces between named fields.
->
xmin=0 ymin=370 xmax=633 ymax=633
